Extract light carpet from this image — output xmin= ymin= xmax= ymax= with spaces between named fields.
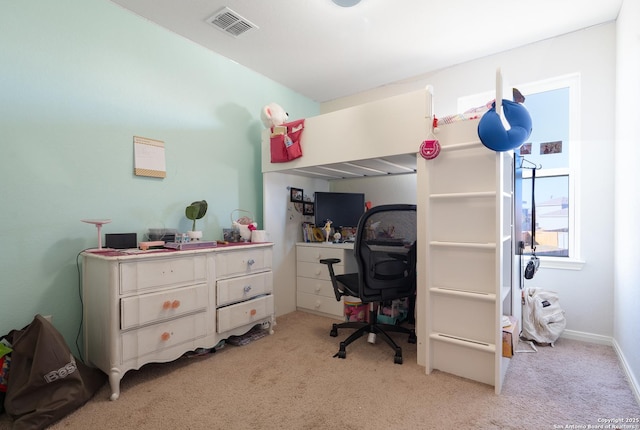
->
xmin=1 ymin=311 xmax=638 ymax=429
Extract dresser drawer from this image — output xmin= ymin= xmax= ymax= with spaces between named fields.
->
xmin=120 ymin=283 xmax=209 ymax=330
xmin=119 ymin=255 xmax=208 ymax=294
xmin=217 ymin=272 xmax=273 ymax=307
xmin=296 ymin=291 xmax=344 ymax=317
xmin=296 ymin=261 xmax=348 ymax=281
xmin=296 ymin=276 xmax=338 ymax=299
xmin=217 ymin=294 xmax=274 ymax=333
xmin=120 ymin=312 xmax=207 ymax=362
xmin=215 ymin=248 xmax=272 ymax=279
xmin=297 ymin=246 xmax=347 ymax=263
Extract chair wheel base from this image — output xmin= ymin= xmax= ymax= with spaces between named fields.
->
xmin=334 ymin=343 xmax=347 ymax=359
xmin=394 ymin=355 xmax=403 ymax=364
xmin=330 ymin=324 xmax=338 ymax=337
xmin=408 ymin=331 xmax=417 ymax=344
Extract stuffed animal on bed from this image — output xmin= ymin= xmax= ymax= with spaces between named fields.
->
xmin=260 ymin=103 xmax=289 ymax=128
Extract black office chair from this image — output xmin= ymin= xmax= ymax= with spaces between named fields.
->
xmin=320 ymin=204 xmax=417 ymax=364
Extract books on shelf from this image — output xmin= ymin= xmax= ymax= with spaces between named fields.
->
xmin=301 ymin=222 xmax=314 ymax=242
xmin=301 ymin=222 xmax=327 ymax=242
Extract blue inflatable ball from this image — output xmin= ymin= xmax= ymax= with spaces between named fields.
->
xmin=478 ymin=100 xmax=532 ymax=152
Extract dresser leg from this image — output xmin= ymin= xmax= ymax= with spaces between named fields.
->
xmin=268 ymin=315 xmax=275 ymax=334
xmin=109 ymin=368 xmax=121 ymax=401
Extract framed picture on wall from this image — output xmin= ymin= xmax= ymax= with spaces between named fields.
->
xmin=303 ymin=203 xmax=314 ymax=216
xmin=290 ymin=187 xmax=304 ymax=203
xmin=540 ymin=141 xmax=562 ymax=154
xmin=519 ymin=143 xmax=532 ymax=155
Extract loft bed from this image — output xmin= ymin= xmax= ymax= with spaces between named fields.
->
xmin=261 ymin=87 xmax=428 ymax=180
xmin=261 ymin=70 xmax=517 ymax=394
xmin=260 ymin=71 xmax=510 ymax=179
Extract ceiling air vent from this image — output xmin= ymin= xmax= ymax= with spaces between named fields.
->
xmin=206 ymin=7 xmax=258 ymax=37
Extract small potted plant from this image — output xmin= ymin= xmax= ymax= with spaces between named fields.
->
xmin=185 ymin=200 xmax=208 ymax=240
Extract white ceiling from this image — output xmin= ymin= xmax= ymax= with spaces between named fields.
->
xmin=110 ymin=0 xmax=621 ymax=103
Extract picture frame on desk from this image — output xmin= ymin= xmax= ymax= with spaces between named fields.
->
xmin=290 ymin=187 xmax=304 ymax=203
xmin=303 ymin=202 xmax=314 ymax=216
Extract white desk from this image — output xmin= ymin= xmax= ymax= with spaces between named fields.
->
xmin=295 ymin=242 xmax=356 ymax=318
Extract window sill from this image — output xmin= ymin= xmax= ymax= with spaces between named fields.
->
xmin=539 ymin=256 xmax=585 ymax=271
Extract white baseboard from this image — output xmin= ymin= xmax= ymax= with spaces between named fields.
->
xmin=612 ymin=338 xmax=640 ymax=408
xmin=561 ymin=330 xmax=640 ymax=406
xmin=561 ymin=329 xmax=612 ymax=346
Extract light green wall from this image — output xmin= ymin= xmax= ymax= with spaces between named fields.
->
xmin=0 ymin=0 xmax=319 ymax=352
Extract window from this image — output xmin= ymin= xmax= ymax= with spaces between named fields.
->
xmin=520 ymin=86 xmax=571 ymax=257
xmin=458 ymin=74 xmax=582 ymax=269
xmin=522 ymin=174 xmax=570 ymax=256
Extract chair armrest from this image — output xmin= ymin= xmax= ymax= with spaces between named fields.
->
xmin=319 ymin=258 xmax=341 ymax=265
xmin=319 ymin=258 xmax=344 ymax=301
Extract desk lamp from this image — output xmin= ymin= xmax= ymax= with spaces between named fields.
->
xmin=81 ymin=219 xmax=111 ymax=250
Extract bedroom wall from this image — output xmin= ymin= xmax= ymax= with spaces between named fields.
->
xmin=262 ymin=172 xmax=329 ymax=315
xmin=0 ymin=0 xmax=319 ymax=353
xmin=330 ymin=174 xmax=417 ymax=206
xmin=323 ymin=24 xmax=617 ymax=342
xmin=614 ymin=0 xmax=640 ymax=401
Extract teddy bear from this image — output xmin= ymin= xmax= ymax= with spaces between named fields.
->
xmin=260 ymin=102 xmax=289 ymax=128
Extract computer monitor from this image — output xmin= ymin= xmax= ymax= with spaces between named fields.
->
xmin=314 ymin=192 xmax=365 ymax=229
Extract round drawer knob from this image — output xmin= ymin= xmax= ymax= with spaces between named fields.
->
xmin=247 ymin=259 xmax=255 ymax=266
xmin=250 ymin=309 xmax=257 ymax=316
xmin=171 ymin=300 xmax=181 ymax=309
xmin=162 ymin=301 xmax=171 ymax=310
xmin=161 ymin=332 xmax=171 ymax=341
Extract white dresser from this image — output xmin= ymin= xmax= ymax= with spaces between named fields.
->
xmin=82 ymin=243 xmax=274 ymax=400
xmin=295 ymin=242 xmax=357 ymax=318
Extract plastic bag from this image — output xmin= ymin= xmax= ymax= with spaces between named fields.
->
xmin=3 ymin=315 xmax=105 ymax=430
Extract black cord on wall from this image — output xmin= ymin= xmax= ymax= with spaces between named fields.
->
xmin=75 ymin=248 xmax=92 ymax=363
